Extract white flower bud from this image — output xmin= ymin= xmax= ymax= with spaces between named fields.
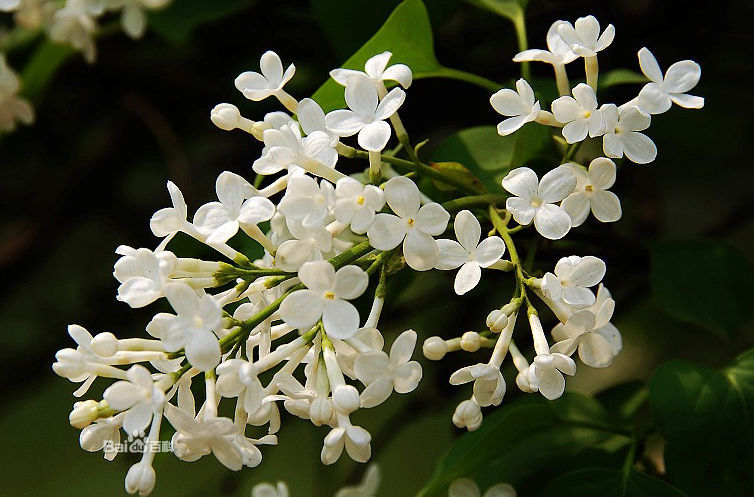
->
xmin=460 ymin=332 xmax=481 ymax=352
xmin=91 ymin=332 xmax=118 ymax=357
xmin=52 ymin=348 xmax=87 ymax=378
xmin=125 ymin=461 xmax=156 ymax=496
xmin=422 ymin=336 xmax=447 ymax=361
xmin=332 ymin=385 xmax=360 ymax=414
xmin=486 ymin=310 xmax=509 ymax=332
xmin=310 ymin=397 xmax=334 ymax=426
xmin=210 ymin=103 xmax=243 ymax=131
xmin=452 ymin=399 xmax=483 ymax=431
xmin=70 ymin=400 xmax=99 ymax=429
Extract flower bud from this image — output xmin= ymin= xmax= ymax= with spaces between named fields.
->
xmin=91 ymin=332 xmax=118 ymax=357
xmin=310 ymin=397 xmax=334 ymax=426
xmin=52 ymin=348 xmax=87 ymax=378
xmin=486 ymin=309 xmax=508 ymax=332
xmin=125 ymin=461 xmax=156 ymax=496
xmin=460 ymin=332 xmax=481 ymax=352
xmin=332 ymin=385 xmax=360 ymax=414
xmin=452 ymin=399 xmax=483 ymax=431
xmin=210 ymin=103 xmax=242 ymax=131
xmin=422 ymin=336 xmax=447 ymax=361
xmin=70 ymin=400 xmax=99 ymax=429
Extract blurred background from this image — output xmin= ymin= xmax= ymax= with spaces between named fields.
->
xmin=0 ymin=0 xmax=752 ymax=496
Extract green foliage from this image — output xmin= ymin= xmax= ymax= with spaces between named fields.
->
xmin=466 ymin=0 xmax=527 ymax=24
xmin=417 ymin=393 xmax=624 ymax=497
xmin=650 ymin=240 xmax=754 ymax=340
xmin=20 ymin=40 xmax=74 ymax=101
xmin=311 ymin=0 xmax=499 ymax=112
xmin=430 ymin=125 xmax=554 ymax=193
xmin=541 ymin=468 xmax=688 ymax=497
xmin=600 ymin=69 xmax=648 ymax=88
xmin=649 ymin=349 xmax=754 ymax=497
xmin=148 ymin=0 xmax=257 ymax=43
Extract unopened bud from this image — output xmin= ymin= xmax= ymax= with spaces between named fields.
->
xmin=452 ymin=399 xmax=483 ymax=431
xmin=70 ymin=400 xmax=99 ymax=429
xmin=460 ymin=332 xmax=481 ymax=352
xmin=91 ymin=332 xmax=118 ymax=357
xmin=422 ymin=336 xmax=447 ymax=361
xmin=210 ymin=103 xmax=243 ymax=131
xmin=332 ymin=385 xmax=360 ymax=414
xmin=310 ymin=397 xmax=334 ymax=426
xmin=486 ymin=310 xmax=508 ymax=332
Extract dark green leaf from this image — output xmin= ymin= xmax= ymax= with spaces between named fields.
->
xmin=542 ymin=468 xmax=688 ymax=497
xmin=20 ymin=40 xmax=75 ymax=101
xmin=311 ymin=0 xmax=499 ymax=112
xmin=417 ymin=393 xmax=625 ymax=497
xmin=600 ymin=69 xmax=648 ymax=89
xmin=466 ymin=0 xmax=526 ymax=23
xmin=649 ymin=349 xmax=754 ymax=496
xmin=430 ymin=124 xmax=553 ymax=193
xmin=650 ymin=240 xmax=754 ymax=340
xmin=148 ymin=0 xmax=257 ymax=43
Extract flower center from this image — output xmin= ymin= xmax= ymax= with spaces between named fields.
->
xmin=324 ymin=292 xmax=336 ymax=300
xmin=583 ymin=111 xmax=592 ymax=118
xmin=192 ymin=315 xmax=205 ymax=329
xmin=585 ymin=184 xmax=594 ymax=192
xmin=356 ymin=195 xmax=365 ymax=205
xmin=530 ymin=196 xmax=543 ymax=208
xmin=407 ymin=218 xmax=415 ymax=227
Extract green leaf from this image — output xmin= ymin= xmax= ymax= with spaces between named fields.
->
xmin=600 ymin=69 xmax=648 ymax=89
xmin=466 ymin=0 xmax=526 ymax=23
xmin=649 ymin=349 xmax=754 ymax=497
xmin=430 ymin=124 xmax=553 ymax=193
xmin=20 ymin=40 xmax=75 ymax=101
xmin=148 ymin=0 xmax=257 ymax=43
xmin=542 ymin=468 xmax=688 ymax=497
xmin=650 ymin=240 xmax=754 ymax=340
xmin=311 ymin=0 xmax=499 ymax=112
xmin=417 ymin=393 xmax=624 ymax=497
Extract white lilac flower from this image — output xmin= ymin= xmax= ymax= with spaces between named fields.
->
xmin=601 ymin=104 xmax=657 ymax=164
xmin=150 ymin=181 xmax=191 ymax=242
xmin=252 ymin=482 xmax=289 ymax=497
xmin=550 ymin=296 xmax=617 ymax=368
xmin=541 ymin=255 xmax=606 ymax=308
xmin=279 ymin=261 xmax=368 ymax=340
xmin=525 ymin=313 xmax=577 ymax=400
xmin=551 ymin=83 xmax=604 ymax=143
xmin=164 ymin=405 xmax=243 ymax=470
xmin=215 ymin=358 xmax=265 ymax=415
xmin=556 ymin=15 xmax=615 ymax=58
xmin=48 ymin=0 xmax=98 ymax=63
xmin=514 ymin=21 xmax=577 ymax=66
xmin=561 ymin=158 xmax=622 ymax=226
xmin=277 ymin=174 xmax=334 ymax=229
xmin=502 ymin=166 xmax=576 ymax=240
xmin=79 ymin=413 xmax=123 ymax=461
xmin=435 ymin=210 xmax=506 ymax=295
xmin=253 ymin=123 xmax=337 ymax=177
xmin=353 ymin=330 xmax=422 ymax=408
xmin=636 ymin=47 xmax=704 ymax=114
xmin=448 ymin=478 xmax=517 ymax=497
xmin=102 ymin=365 xmax=164 ymax=436
xmin=0 ymin=55 xmax=34 ymax=132
xmin=367 ymin=176 xmax=450 ymax=271
xmin=452 ymin=398 xmax=483 ymax=431
xmin=489 ymin=78 xmax=540 ymax=136
xmin=273 ymin=218 xmax=334 ymax=271
xmin=333 ymin=177 xmax=385 ymax=234
xmin=113 ymin=246 xmax=177 ymax=308
xmin=330 ymin=51 xmax=413 ymax=89
xmin=235 ymin=51 xmax=295 ymax=102
xmin=159 ymin=283 xmax=223 ymax=371
xmin=104 ymin=0 xmax=171 ymax=39
xmin=125 ymin=461 xmax=156 ymax=496
xmin=450 ymin=363 xmax=505 ymax=408
xmin=321 ymin=421 xmax=371 ymax=464
xmin=325 ymin=76 xmax=405 ymax=152
xmin=297 ymin=97 xmax=340 ymax=159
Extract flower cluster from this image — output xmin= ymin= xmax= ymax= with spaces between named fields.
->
xmin=52 ymin=14 xmax=702 ymax=496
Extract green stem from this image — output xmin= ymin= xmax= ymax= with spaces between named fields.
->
xmin=513 ymin=13 xmax=530 ymax=81
xmin=443 ymin=194 xmax=507 ymax=212
xmin=563 ymin=141 xmax=583 ymax=162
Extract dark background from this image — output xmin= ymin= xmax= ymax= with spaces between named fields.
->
xmin=0 ymin=0 xmax=751 ymax=496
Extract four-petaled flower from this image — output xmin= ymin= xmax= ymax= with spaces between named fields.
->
xmin=333 ymin=177 xmax=386 ymax=234
xmin=235 ymin=51 xmax=295 ymax=101
xmin=601 ymin=104 xmax=657 ymax=164
xmin=330 ymin=51 xmax=412 ymax=90
xmin=561 ymin=158 xmax=622 ymax=226
xmin=541 ymin=255 xmax=606 ymax=308
xmin=490 ymin=78 xmax=540 ymax=136
xmin=552 ymin=83 xmax=604 ymax=143
xmin=103 ymin=365 xmax=165 ymax=436
xmin=637 ymin=47 xmax=704 ymax=115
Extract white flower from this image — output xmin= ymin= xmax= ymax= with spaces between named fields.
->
xmin=165 ymin=405 xmax=243 ymax=470
xmin=636 ymin=47 xmax=704 ymax=114
xmin=452 ymin=399 xmax=483 ymax=431
xmin=601 ymin=104 xmax=656 ymax=164
xmin=215 ymin=358 xmax=265 ymax=415
xmin=194 ymin=171 xmax=275 ymax=244
xmin=435 ymin=210 xmax=506 ymax=295
xmin=106 ymin=0 xmax=171 ymax=39
xmin=330 ymin=51 xmax=413 ymax=89
xmin=550 ymin=297 xmax=617 ymax=368
xmin=333 ymin=177 xmax=385 ymax=234
xmin=159 ymin=283 xmax=223 ymax=371
xmin=125 ymin=461 xmax=156 ymax=496
xmin=277 ymin=174 xmax=334 ymax=229
xmin=279 ymin=261 xmax=368 ymax=339
xmin=325 ymin=76 xmax=405 ymax=151
xmin=367 ymin=176 xmax=449 ymax=271
xmin=489 ymin=78 xmax=540 ymax=136
xmin=103 ymin=365 xmax=165 ymax=435
xmin=252 ymin=482 xmax=289 ymax=497
xmin=527 ymin=352 xmax=577 ymax=400
xmin=48 ymin=0 xmax=98 ymax=63
xmin=150 ymin=181 xmax=190 ymax=241
xmin=273 ymin=217 xmax=334 ymax=271
xmin=253 ymin=123 xmax=336 ymax=175
xmin=0 ymin=55 xmax=34 ymax=132
xmin=353 ymin=329 xmax=422 ymax=408
xmin=235 ymin=51 xmax=295 ymax=101
xmin=321 ymin=421 xmax=371 ymax=464
xmin=80 ymin=414 xmax=123 ymax=461
xmin=448 ymin=478 xmax=517 ymax=497
xmin=502 ymin=166 xmax=576 ymax=240
xmin=551 ymin=83 xmax=604 ymax=143
xmin=113 ymin=246 xmax=177 ymax=308
xmin=297 ymin=97 xmax=340 ymax=157
xmin=557 ymin=15 xmax=615 ymax=58
xmin=513 ymin=21 xmax=577 ymax=65
xmin=450 ymin=363 xmax=505 ymax=408
xmin=541 ymin=255 xmax=606 ymax=308
xmin=561 ymin=158 xmax=621 ymax=226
